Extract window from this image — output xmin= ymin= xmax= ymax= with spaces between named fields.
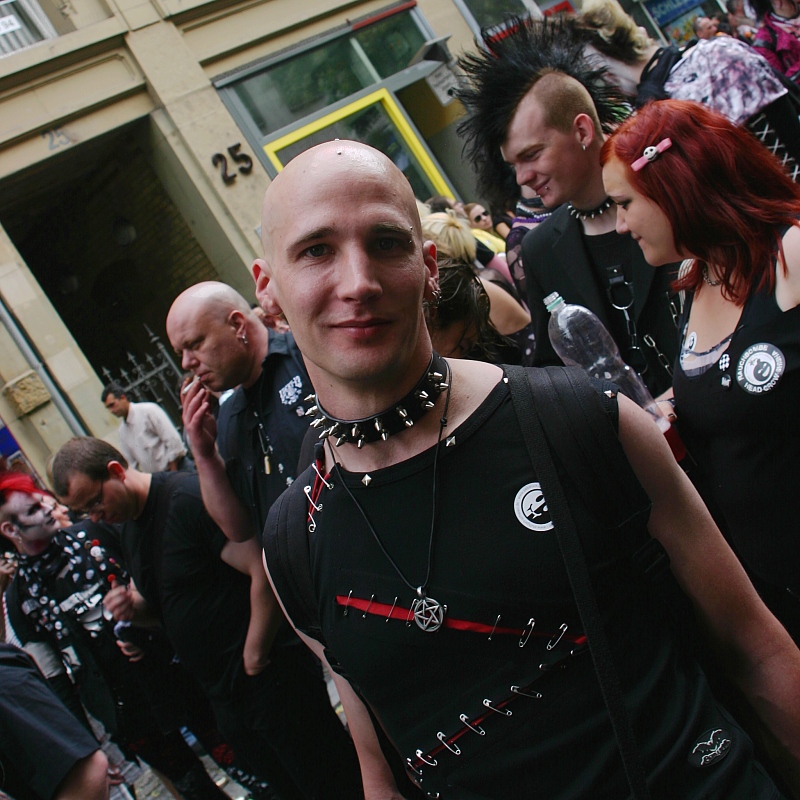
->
xmin=265 ymin=89 xmax=450 ymax=200
xmin=0 ymin=0 xmax=57 ymax=57
xmin=229 ymin=10 xmax=427 ymax=138
xmin=453 ymin=0 xmax=546 ymax=35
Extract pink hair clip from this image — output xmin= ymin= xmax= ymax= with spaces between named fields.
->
xmin=631 ymin=138 xmax=672 ymax=172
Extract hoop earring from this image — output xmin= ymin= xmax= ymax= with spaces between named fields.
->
xmin=430 ymin=288 xmax=442 ymax=308
xmin=238 ymin=334 xmax=249 ymax=346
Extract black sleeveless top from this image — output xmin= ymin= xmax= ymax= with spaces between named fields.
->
xmin=673 ymin=281 xmax=800 ymax=598
xmin=300 ymin=380 xmax=776 ymax=799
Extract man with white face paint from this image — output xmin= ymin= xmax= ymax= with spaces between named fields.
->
xmin=0 ymin=472 xmax=229 ymax=800
xmin=255 ymin=139 xmax=800 ymax=799
xmin=457 ymin=16 xmax=680 ymax=397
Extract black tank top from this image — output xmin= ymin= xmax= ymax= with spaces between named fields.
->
xmin=673 ymin=282 xmax=800 ymax=595
xmin=306 ymin=380 xmax=776 ymax=799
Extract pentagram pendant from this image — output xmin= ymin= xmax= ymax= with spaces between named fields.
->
xmin=411 ymin=589 xmax=445 ymax=632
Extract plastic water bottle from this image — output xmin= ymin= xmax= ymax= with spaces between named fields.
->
xmin=544 ymin=292 xmax=670 ymax=432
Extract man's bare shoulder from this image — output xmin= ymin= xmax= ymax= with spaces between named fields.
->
xmin=446 ymin=359 xmax=504 ymax=430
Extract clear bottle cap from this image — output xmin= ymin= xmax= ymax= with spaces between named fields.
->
xmin=544 ymin=292 xmax=563 ymax=312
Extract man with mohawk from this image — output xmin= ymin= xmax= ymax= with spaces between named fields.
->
xmin=457 ymin=16 xmax=679 ymax=396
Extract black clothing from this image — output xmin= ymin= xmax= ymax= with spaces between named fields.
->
xmin=0 ymin=644 xmax=99 ymax=800
xmin=5 ymin=521 xmax=226 ymax=797
xmin=267 ymin=375 xmax=779 ymax=799
xmin=673 ymin=285 xmax=800 ymax=638
xmin=122 ymin=471 xmax=363 ymax=800
xmin=216 ymin=329 xmax=313 ymax=538
xmin=124 ymin=472 xmax=251 ymax=700
xmin=520 ymin=205 xmax=680 ymax=396
xmin=7 ymin=523 xmax=159 ymax=741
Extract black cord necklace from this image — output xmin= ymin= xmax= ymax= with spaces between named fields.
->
xmin=306 ymin=353 xmax=449 ymax=447
xmin=330 ymin=359 xmax=453 ymax=633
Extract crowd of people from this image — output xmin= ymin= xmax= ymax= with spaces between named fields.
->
xmin=2 ymin=5 xmax=800 ymax=800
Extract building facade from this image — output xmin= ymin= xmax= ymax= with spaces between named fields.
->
xmin=0 ymin=0 xmax=663 ymax=480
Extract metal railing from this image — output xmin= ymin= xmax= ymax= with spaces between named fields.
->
xmin=101 ymin=326 xmax=184 ymax=427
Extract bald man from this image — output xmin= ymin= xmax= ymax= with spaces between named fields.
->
xmin=167 ymin=282 xmax=312 ymax=542
xmin=255 ymin=140 xmax=800 ymax=799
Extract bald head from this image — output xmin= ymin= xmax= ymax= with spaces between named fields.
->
xmin=168 ymin=281 xmax=253 ymax=326
xmin=260 ymin=141 xmax=422 ymax=261
xmin=167 ymin=281 xmax=268 ymax=391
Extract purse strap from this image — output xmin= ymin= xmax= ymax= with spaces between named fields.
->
xmin=506 ymin=365 xmax=652 ymax=800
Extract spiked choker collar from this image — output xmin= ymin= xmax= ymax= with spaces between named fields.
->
xmin=567 ymin=197 xmax=613 ymax=221
xmin=305 ymin=352 xmax=449 ymax=447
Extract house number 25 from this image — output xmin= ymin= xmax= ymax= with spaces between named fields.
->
xmin=212 ymin=143 xmax=254 ymax=185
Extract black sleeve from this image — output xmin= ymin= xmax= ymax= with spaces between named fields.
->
xmin=0 ymin=645 xmax=99 ymax=800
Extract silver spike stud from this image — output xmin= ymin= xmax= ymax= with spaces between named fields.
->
xmin=374 ymin=418 xmax=384 ymax=434
xmin=380 ymin=431 xmax=389 ymax=441
xmin=351 ymin=425 xmax=360 ymax=440
xmin=304 ymin=405 xmax=319 ymax=417
xmin=304 ymin=394 xmax=316 ymax=403
xmin=335 ymin=435 xmax=347 ymax=447
xmin=423 ymin=401 xmax=435 ymax=409
xmin=404 ymin=419 xmax=414 ymax=428
xmin=362 ymin=474 xmax=372 ymax=487
xmin=397 ymin=407 xmax=408 ymax=419
xmin=357 ymin=436 xmax=365 ymax=449
xmin=416 ymin=390 xmax=429 ymax=400
xmin=310 ymin=417 xmax=326 ymax=429
xmin=430 ymin=371 xmax=443 ymax=380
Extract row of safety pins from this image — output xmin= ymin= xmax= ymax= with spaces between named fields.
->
xmin=340 ymin=591 xmax=569 ymax=650
xmin=305 ymin=463 xmax=334 ymax=533
xmin=406 ymin=686 xmax=544 ymax=799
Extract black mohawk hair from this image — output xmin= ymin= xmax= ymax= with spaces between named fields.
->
xmin=456 ymin=15 xmax=629 ymax=210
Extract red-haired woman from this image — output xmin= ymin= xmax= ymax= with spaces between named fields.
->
xmin=601 ymin=98 xmax=800 ymax=641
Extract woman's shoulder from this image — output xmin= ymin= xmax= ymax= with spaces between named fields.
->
xmin=776 ymin=223 xmax=800 ymax=309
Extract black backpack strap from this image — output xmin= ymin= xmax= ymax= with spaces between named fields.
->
xmin=506 ymin=365 xmax=652 ymax=800
xmin=264 ymin=466 xmax=324 ymax=641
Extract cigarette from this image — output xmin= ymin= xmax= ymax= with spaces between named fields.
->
xmin=181 ymin=376 xmax=200 ymax=395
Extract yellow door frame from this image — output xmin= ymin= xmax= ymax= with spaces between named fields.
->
xmin=263 ymin=88 xmax=451 ymax=196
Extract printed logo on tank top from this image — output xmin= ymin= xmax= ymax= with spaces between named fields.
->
xmin=514 ymin=482 xmax=554 ymax=531
xmin=688 ymin=728 xmax=732 ymax=768
xmin=736 ymin=343 xmax=785 ymax=394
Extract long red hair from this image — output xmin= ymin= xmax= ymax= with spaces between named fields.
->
xmin=600 ymin=99 xmax=800 ymax=304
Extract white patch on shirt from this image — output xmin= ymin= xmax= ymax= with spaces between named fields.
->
xmin=514 ymin=482 xmax=554 ymax=532
xmin=279 ymin=375 xmax=304 ymax=406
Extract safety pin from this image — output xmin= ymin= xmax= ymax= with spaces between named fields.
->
xmin=386 ymin=597 xmax=398 ymax=622
xmin=488 ymin=615 xmax=501 ymax=641
xmin=343 ymin=590 xmax=352 ymax=617
xmin=425 ymin=792 xmax=440 ymax=799
xmin=546 ymin=623 xmax=568 ymax=651
xmin=436 ymin=732 xmax=461 ymax=755
xmin=415 ymin=749 xmax=437 ymax=767
xmin=459 ymin=714 xmax=485 ymax=735
xmin=312 ymin=462 xmax=334 ymax=490
xmin=511 ymin=685 xmax=542 ymax=699
xmin=362 ymin=594 xmax=375 ymax=619
xmin=406 ymin=605 xmax=415 ymax=626
xmin=482 ymin=698 xmax=512 ymax=717
xmin=303 ymin=485 xmax=322 ymax=512
xmin=519 ymin=618 xmax=535 ymax=648
xmin=406 ymin=758 xmax=422 ymax=776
